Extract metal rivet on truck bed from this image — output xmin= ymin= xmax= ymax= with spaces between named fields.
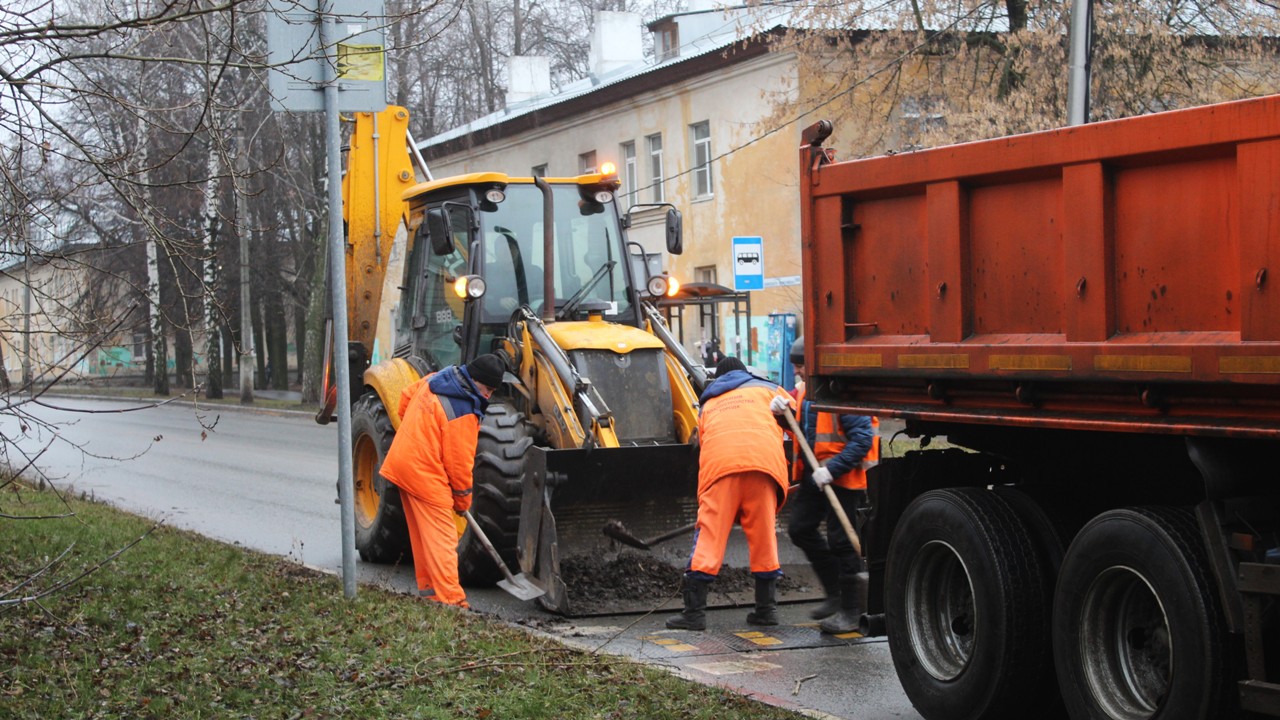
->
xmin=936 ymin=282 xmax=947 ymax=299
xmin=1076 ymin=277 xmax=1087 ymax=297
xmin=1258 ymin=268 xmax=1268 ymax=290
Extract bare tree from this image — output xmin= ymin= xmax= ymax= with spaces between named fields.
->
xmin=750 ymin=0 xmax=1280 ymax=160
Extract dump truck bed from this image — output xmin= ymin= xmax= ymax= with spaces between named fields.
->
xmin=801 ymin=95 xmax=1280 ymax=439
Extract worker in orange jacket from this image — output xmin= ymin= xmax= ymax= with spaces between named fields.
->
xmin=778 ymin=337 xmax=879 ymax=634
xmin=379 ymin=354 xmax=506 ymax=608
xmin=667 ymin=356 xmax=793 ymax=631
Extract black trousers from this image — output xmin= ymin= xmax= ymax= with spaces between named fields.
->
xmin=787 ymin=479 xmax=865 ymax=579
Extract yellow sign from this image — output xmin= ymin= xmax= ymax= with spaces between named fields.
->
xmin=337 ymin=43 xmax=385 ymax=81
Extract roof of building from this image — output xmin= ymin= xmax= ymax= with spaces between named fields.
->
xmin=418 ymin=23 xmax=787 ymax=160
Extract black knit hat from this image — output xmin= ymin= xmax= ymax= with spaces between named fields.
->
xmin=466 ymin=354 xmax=505 ymax=388
xmin=714 ymin=356 xmax=748 ymax=377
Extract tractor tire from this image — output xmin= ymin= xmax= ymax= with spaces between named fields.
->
xmin=350 ymin=391 xmax=410 ymax=563
xmin=459 ymin=401 xmax=535 ymax=585
xmin=885 ymin=487 xmax=1053 ymax=720
xmin=1053 ymin=507 xmax=1231 ymax=720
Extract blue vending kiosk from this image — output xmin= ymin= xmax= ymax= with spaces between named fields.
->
xmin=765 ymin=313 xmax=797 ymax=391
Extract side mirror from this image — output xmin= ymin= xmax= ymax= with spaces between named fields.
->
xmin=665 ymin=208 xmax=683 ymax=255
xmin=427 ymin=208 xmax=452 ymax=256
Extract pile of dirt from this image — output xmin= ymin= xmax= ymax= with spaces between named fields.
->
xmin=560 ymin=552 xmax=804 ymax=615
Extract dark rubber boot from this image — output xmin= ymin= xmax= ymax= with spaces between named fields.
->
xmin=808 ymin=558 xmax=842 ymax=620
xmin=819 ymin=572 xmax=868 ymax=635
xmin=746 ymin=577 xmax=779 ymax=626
xmin=666 ymin=577 xmax=710 ymax=631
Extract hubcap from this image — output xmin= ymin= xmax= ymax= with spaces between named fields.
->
xmin=1079 ymin=566 xmax=1170 ymax=719
xmin=906 ymin=540 xmax=976 ymax=681
xmin=352 ymin=432 xmax=381 ymax=527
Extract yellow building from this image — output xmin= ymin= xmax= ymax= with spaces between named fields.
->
xmin=414 ymin=5 xmax=805 ymax=380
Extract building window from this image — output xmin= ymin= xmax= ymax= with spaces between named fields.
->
xmin=579 ymin=150 xmax=596 ymax=175
xmin=656 ymin=26 xmax=679 ymax=62
xmin=621 ymin=141 xmax=637 ymax=209
xmin=690 ymin=121 xmax=713 ymax=198
xmin=531 ymin=164 xmax=547 ymax=177
xmin=646 ymin=133 xmax=664 ymax=204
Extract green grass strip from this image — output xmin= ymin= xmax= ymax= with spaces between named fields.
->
xmin=0 ymin=482 xmax=804 ymax=719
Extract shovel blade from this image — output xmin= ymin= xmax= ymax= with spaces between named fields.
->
xmin=497 ymin=573 xmax=547 ymax=601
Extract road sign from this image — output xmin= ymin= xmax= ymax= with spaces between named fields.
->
xmin=266 ymin=0 xmax=388 ymax=112
xmin=733 ymin=236 xmax=764 ymax=291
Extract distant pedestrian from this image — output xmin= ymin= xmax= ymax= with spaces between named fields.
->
xmin=702 ymin=339 xmax=725 ymax=368
xmin=378 ymin=354 xmax=506 ymax=607
xmin=667 ymin=356 xmax=793 ymax=631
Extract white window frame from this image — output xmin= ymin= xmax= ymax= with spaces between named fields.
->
xmin=621 ymin=141 xmax=637 ymax=209
xmin=647 ymin=133 xmax=664 ymax=204
xmin=690 ymin=121 xmax=713 ymax=198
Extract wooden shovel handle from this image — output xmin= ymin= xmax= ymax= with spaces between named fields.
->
xmin=781 ymin=407 xmax=863 ymax=556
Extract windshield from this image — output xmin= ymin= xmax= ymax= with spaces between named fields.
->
xmin=478 ymin=184 xmax=631 ymax=323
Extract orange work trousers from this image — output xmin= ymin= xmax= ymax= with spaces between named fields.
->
xmin=401 ymin=492 xmax=468 ymax=607
xmin=689 ymin=470 xmax=781 ymax=577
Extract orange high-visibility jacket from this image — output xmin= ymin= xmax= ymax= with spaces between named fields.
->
xmin=697 ymin=370 xmax=791 ymax=501
xmin=791 ymin=388 xmax=879 ymax=491
xmin=380 ymin=366 xmax=488 ymax=511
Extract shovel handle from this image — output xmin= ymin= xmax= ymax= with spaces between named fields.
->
xmin=780 ymin=408 xmax=863 ymax=556
xmin=464 ymin=510 xmax=518 ymax=584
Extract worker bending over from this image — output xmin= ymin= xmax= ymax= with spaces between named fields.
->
xmin=667 ymin=356 xmax=793 ymax=631
xmin=778 ymin=336 xmax=879 ymax=634
xmin=379 ymin=354 xmax=506 ymax=607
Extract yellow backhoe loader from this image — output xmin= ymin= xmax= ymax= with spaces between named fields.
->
xmin=317 ymin=107 xmax=712 ymax=614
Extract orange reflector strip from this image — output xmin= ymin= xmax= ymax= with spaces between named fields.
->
xmin=899 ymin=354 xmax=969 ymax=369
xmin=823 ymin=352 xmax=883 ymax=369
xmin=988 ymin=355 xmax=1072 ymax=371
xmin=1094 ymin=355 xmax=1192 ymax=373
xmin=1220 ymin=356 xmax=1280 ymax=374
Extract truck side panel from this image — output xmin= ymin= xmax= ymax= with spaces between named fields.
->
xmin=802 ymin=95 xmax=1280 ymax=438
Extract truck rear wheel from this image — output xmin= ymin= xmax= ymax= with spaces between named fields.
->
xmin=1053 ymin=507 xmax=1229 ymax=720
xmin=458 ymin=401 xmax=534 ymax=585
xmin=350 ymin=391 xmax=410 ymax=563
xmin=886 ymin=487 xmax=1052 ymax=720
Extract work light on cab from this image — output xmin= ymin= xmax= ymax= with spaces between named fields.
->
xmin=453 ymin=274 xmax=486 ymax=299
xmin=666 ymin=276 xmax=680 ymax=297
xmin=647 ymin=275 xmax=669 ymax=297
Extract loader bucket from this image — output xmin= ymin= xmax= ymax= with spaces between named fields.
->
xmin=517 ymin=444 xmax=821 ymax=616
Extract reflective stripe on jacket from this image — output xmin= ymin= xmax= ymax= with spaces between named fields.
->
xmin=792 ymin=388 xmax=879 ymax=491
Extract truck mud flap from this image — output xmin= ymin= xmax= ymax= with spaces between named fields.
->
xmin=518 ymin=445 xmax=820 ymax=616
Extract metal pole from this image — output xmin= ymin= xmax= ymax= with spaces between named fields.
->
xmin=321 ymin=1 xmax=358 ymax=599
xmin=1067 ymin=0 xmax=1092 ymax=126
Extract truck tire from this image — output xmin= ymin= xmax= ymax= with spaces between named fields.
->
xmin=885 ymin=487 xmax=1052 ymax=720
xmin=350 ymin=391 xmax=410 ymax=563
xmin=1053 ymin=507 xmax=1230 ymax=720
xmin=458 ymin=401 xmax=534 ymax=585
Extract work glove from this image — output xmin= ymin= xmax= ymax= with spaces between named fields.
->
xmin=769 ymin=395 xmax=792 ymax=416
xmin=454 ymin=512 xmax=468 ymax=540
xmin=452 ymin=495 xmax=472 ymax=514
xmin=812 ymin=466 xmax=834 ymax=488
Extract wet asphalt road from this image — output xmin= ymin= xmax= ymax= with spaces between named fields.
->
xmin=6 ymin=395 xmax=922 ymax=720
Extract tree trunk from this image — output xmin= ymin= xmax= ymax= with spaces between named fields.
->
xmin=300 ymin=223 xmax=329 ymax=404
xmin=266 ymin=286 xmax=289 ymax=391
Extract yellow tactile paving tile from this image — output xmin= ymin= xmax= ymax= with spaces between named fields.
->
xmin=733 ymin=631 xmax=784 ymax=646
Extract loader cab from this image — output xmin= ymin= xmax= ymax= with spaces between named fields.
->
xmin=403 ymin=171 xmax=644 ymax=364
xmin=397 ymin=190 xmax=473 ymax=371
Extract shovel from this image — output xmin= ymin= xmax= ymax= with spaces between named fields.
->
xmin=780 ymin=408 xmax=863 ymax=556
xmin=602 ymin=519 xmax=696 ymax=550
xmin=463 ymin=510 xmax=546 ymax=601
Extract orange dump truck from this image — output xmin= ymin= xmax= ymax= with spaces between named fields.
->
xmin=798 ymin=95 xmax=1280 ymax=720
